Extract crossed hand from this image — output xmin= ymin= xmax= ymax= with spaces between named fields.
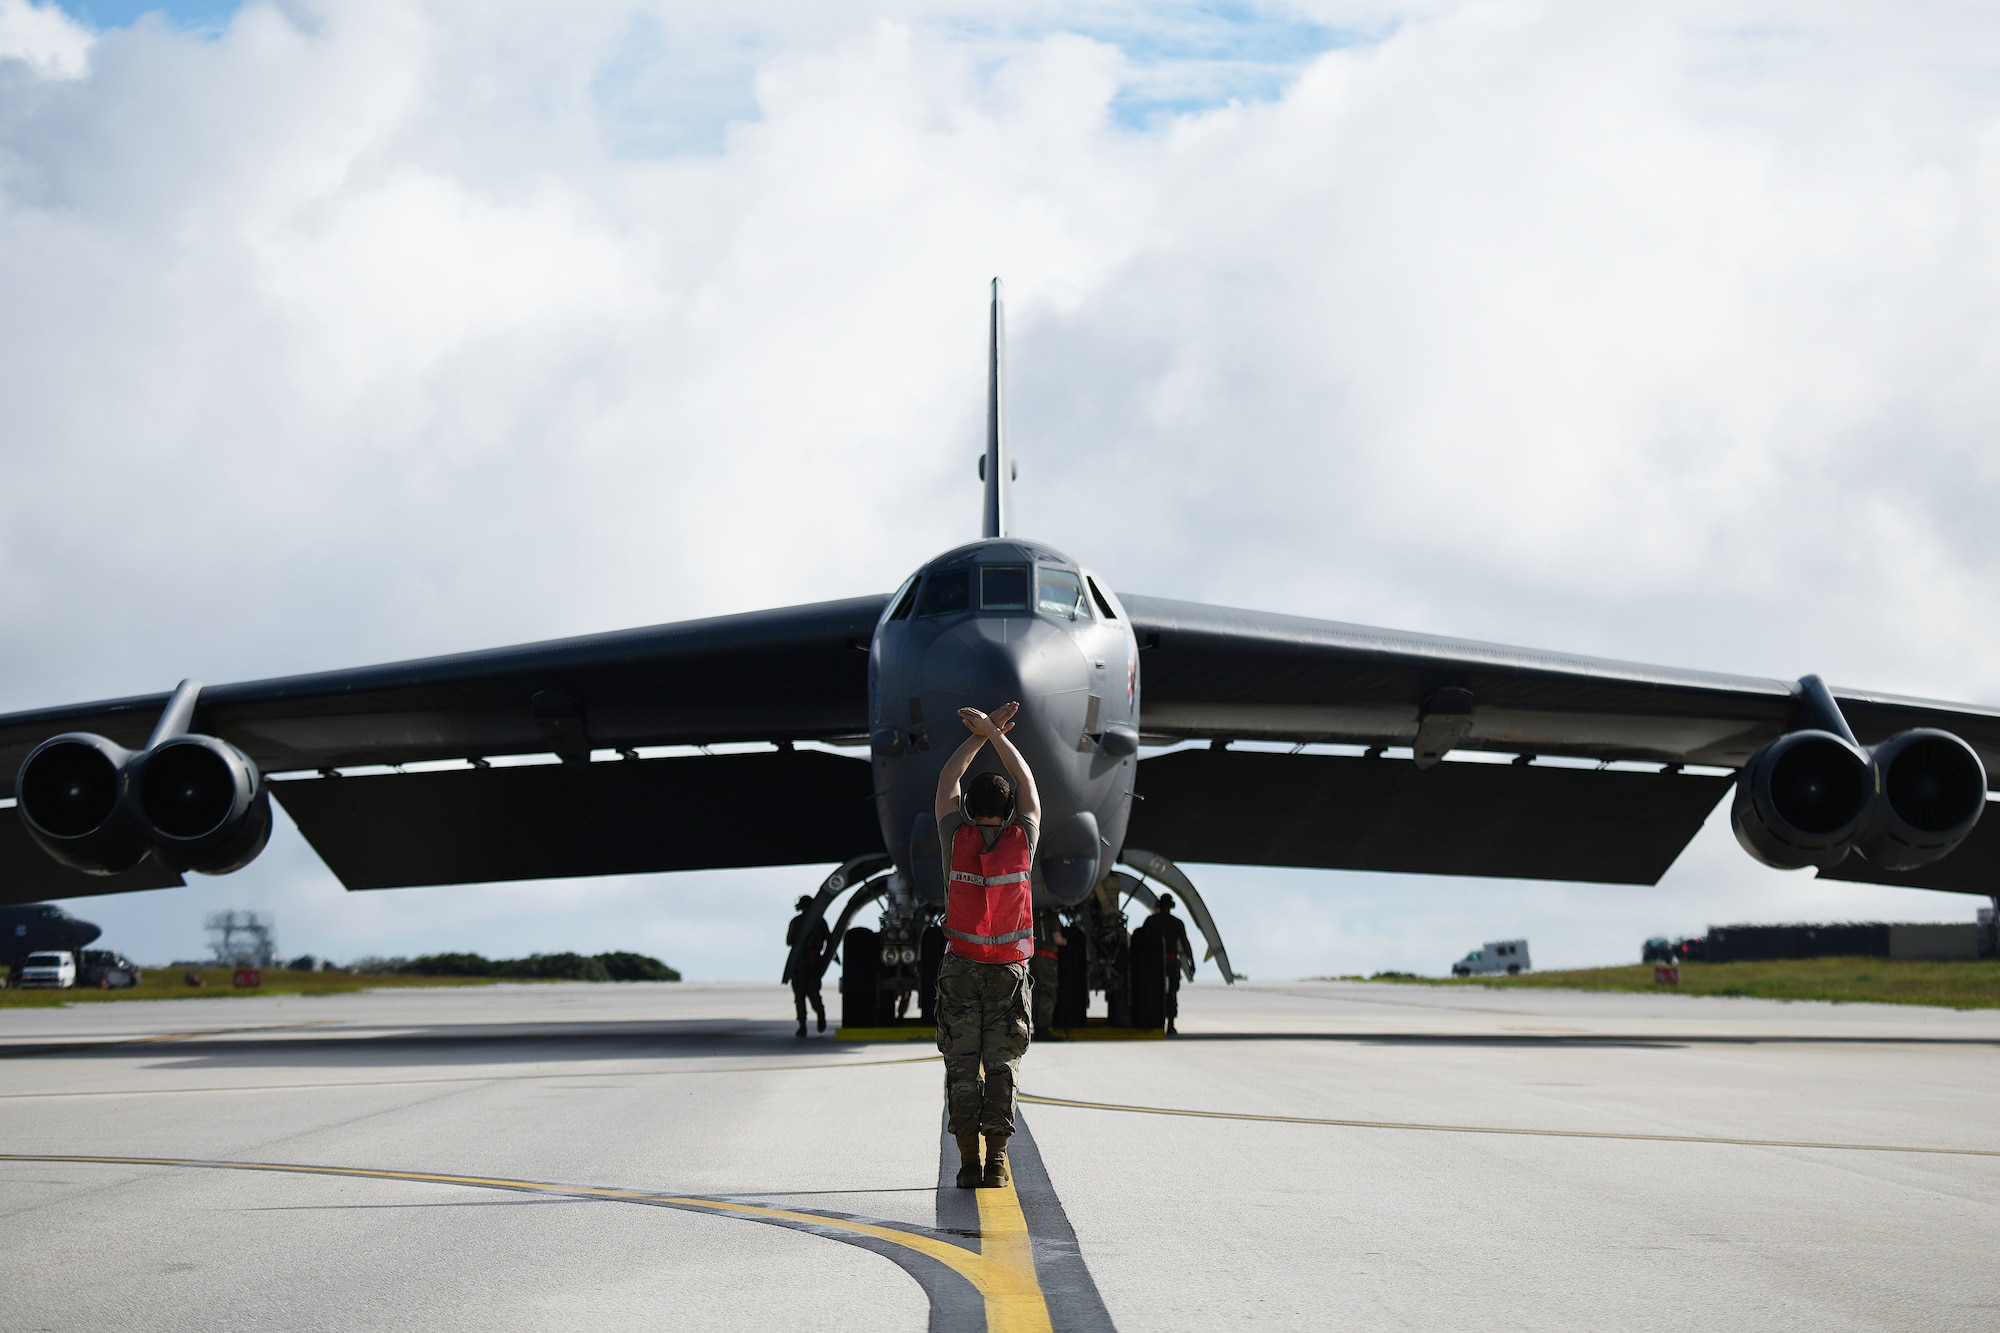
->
xmin=959 ymin=701 xmax=1020 ymax=738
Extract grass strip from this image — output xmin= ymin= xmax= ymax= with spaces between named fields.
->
xmin=0 ymin=968 xmax=517 ymax=1008
xmin=1352 ymin=957 xmax=2000 ymax=1009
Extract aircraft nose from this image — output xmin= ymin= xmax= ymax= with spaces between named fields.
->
xmin=921 ymin=618 xmax=1085 ymax=721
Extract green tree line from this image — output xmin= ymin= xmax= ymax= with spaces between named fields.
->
xmin=347 ymin=951 xmax=680 ymax=981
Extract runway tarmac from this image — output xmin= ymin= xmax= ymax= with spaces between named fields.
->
xmin=3 ymin=979 xmax=1997 ymax=1331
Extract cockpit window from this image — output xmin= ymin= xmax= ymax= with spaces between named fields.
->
xmin=917 ymin=568 xmax=970 ymax=617
xmin=981 ymin=565 xmax=1030 ymax=611
xmin=887 ymin=575 xmax=920 ymax=621
xmin=1038 ymin=569 xmax=1085 ymax=618
xmin=1086 ymin=576 xmax=1117 ymax=619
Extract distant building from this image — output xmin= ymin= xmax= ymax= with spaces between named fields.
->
xmin=1705 ymin=922 xmax=1977 ymax=963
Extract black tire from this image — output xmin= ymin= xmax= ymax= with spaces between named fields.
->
xmin=1104 ymin=926 xmax=1133 ymax=1029
xmin=1054 ymin=933 xmax=1090 ymax=1028
xmin=917 ymin=924 xmax=944 ymax=1023
xmin=1128 ymin=918 xmax=1167 ymax=1030
xmin=841 ymin=927 xmax=880 ymax=1029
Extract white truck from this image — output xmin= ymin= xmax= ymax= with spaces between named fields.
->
xmin=1451 ymin=940 xmax=1531 ymax=976
xmin=18 ymin=950 xmax=77 ymax=988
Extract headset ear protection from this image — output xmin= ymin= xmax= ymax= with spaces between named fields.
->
xmin=959 ymin=773 xmax=1018 ymax=825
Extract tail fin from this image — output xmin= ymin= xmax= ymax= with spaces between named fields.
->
xmin=982 ymin=277 xmax=1011 ymax=539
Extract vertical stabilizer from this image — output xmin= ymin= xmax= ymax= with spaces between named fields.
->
xmin=982 ymin=278 xmax=1010 ymax=539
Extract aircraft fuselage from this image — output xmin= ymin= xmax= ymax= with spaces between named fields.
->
xmin=1 ymin=903 xmax=102 ymax=969
xmin=868 ymin=539 xmax=1140 ymax=909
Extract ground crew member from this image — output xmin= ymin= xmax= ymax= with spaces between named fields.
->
xmin=786 ymin=896 xmax=829 ymax=1038
xmin=1153 ymin=892 xmax=1194 ymax=1036
xmin=1031 ymin=908 xmax=1065 ymax=1039
xmin=934 ymin=699 xmax=1040 ymax=1189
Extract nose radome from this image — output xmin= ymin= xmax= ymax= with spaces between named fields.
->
xmin=922 ymin=617 xmax=1084 ymax=703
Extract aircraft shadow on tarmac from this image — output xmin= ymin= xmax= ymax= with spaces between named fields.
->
xmin=6 ymin=1023 xmax=1998 ymax=1068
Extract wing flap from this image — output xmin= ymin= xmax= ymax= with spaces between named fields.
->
xmin=272 ymin=749 xmax=881 ymax=890
xmin=1126 ymin=749 xmax=1731 ymax=885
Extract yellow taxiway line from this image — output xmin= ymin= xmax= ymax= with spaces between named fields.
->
xmin=1019 ymin=1092 xmax=2000 ymax=1158
xmin=974 ymin=1172 xmax=1055 ymax=1333
xmin=0 ymin=1152 xmax=1054 ymax=1332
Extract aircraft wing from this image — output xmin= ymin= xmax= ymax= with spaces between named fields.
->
xmin=1 ymin=596 xmax=889 ymax=900
xmin=1121 ymin=595 xmax=2000 ymax=892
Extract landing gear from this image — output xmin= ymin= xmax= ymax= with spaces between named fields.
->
xmin=872 ymin=875 xmax=942 ymax=1025
xmin=840 ymin=926 xmax=881 ymax=1028
xmin=1128 ymin=914 xmax=1167 ymax=1030
xmin=797 ymin=863 xmax=942 ymax=1031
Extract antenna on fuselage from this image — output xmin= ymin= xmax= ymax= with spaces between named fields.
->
xmin=981 ymin=277 xmax=1011 ymax=539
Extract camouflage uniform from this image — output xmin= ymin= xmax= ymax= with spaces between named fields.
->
xmin=1030 ymin=909 xmax=1062 ymax=1033
xmin=935 ymin=951 xmax=1032 ymax=1137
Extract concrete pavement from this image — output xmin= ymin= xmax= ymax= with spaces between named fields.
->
xmin=3 ymin=980 xmax=1995 ymax=1330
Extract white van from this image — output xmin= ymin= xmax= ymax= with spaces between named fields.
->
xmin=19 ymin=951 xmax=77 ymax=988
xmin=1451 ymin=940 xmax=1531 ymax=977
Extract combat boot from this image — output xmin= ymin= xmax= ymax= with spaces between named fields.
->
xmin=981 ymin=1134 xmax=1010 ymax=1188
xmin=954 ymin=1132 xmax=983 ymax=1189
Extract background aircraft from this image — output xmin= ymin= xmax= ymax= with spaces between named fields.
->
xmin=2 ymin=283 xmax=1996 ymax=1020
xmin=0 ymin=903 xmax=102 ymax=972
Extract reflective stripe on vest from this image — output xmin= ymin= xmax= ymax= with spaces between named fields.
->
xmin=945 ymin=821 xmax=1035 ymax=965
xmin=944 ymin=926 xmax=1036 ymax=946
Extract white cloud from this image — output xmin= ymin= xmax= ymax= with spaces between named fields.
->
xmin=5 ymin=0 xmax=1998 ymax=974
xmin=0 ymin=0 xmax=90 ymax=80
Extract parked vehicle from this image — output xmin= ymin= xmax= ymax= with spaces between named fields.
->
xmin=1672 ymin=935 xmax=1707 ymax=962
xmin=19 ymin=950 xmax=76 ymax=988
xmin=1451 ymin=939 xmax=1531 ymax=976
xmin=77 ymin=950 xmax=141 ymax=988
xmin=1642 ymin=937 xmax=1675 ymax=964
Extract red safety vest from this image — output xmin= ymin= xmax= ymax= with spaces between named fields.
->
xmin=945 ymin=822 xmax=1035 ymax=964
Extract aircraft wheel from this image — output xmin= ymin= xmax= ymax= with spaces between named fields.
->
xmin=1128 ymin=918 xmax=1167 ymax=1030
xmin=917 ymin=925 xmax=944 ymax=1023
xmin=1054 ymin=935 xmax=1089 ymax=1029
xmin=841 ymin=927 xmax=880 ymax=1028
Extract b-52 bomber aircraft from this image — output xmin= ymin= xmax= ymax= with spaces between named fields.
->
xmin=3 ymin=281 xmax=1997 ymax=1025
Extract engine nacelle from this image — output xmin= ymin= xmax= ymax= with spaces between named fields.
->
xmin=1731 ymin=729 xmax=1873 ymax=870
xmin=16 ymin=733 xmax=150 ymax=874
xmin=133 ymin=735 xmax=272 ymax=874
xmin=16 ymin=730 xmax=271 ymax=877
xmin=1854 ymin=728 xmax=1986 ymax=870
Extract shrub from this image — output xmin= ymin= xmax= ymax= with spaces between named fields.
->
xmin=403 ymin=952 xmax=494 ymax=977
xmin=595 ymin=951 xmax=681 ymax=982
xmin=494 ymin=952 xmax=612 ymax=982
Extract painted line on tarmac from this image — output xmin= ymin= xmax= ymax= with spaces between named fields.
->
xmin=0 ymin=1148 xmax=1063 ymax=1332
xmin=0 ymin=1053 xmax=945 ymax=1100
xmin=1020 ymin=1093 xmax=2000 ymax=1159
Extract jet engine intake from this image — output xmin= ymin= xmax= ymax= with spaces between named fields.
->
xmin=1854 ymin=728 xmax=1986 ymax=870
xmin=16 ymin=733 xmax=148 ymax=874
xmin=135 ymin=735 xmax=271 ymax=874
xmin=1731 ymin=729 xmax=1872 ymax=870
xmin=15 ymin=729 xmax=271 ymax=877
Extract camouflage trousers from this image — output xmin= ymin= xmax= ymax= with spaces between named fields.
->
xmin=1030 ymin=953 xmax=1059 ymax=1032
xmin=935 ymin=952 xmax=1032 ymax=1137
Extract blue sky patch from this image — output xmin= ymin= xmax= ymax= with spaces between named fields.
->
xmin=58 ymin=0 xmax=241 ymax=32
xmin=1055 ymin=2 xmax=1371 ymax=128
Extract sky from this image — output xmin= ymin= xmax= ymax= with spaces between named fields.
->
xmin=2 ymin=0 xmax=1999 ymax=980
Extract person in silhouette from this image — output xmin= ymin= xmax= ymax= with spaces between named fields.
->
xmin=786 ymin=895 xmax=829 ymax=1037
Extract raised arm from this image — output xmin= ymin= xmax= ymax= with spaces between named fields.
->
xmin=934 ymin=728 xmax=989 ymax=822
xmin=934 ymin=701 xmax=1037 ymax=822
xmin=984 ymin=724 xmax=1040 ymax=825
